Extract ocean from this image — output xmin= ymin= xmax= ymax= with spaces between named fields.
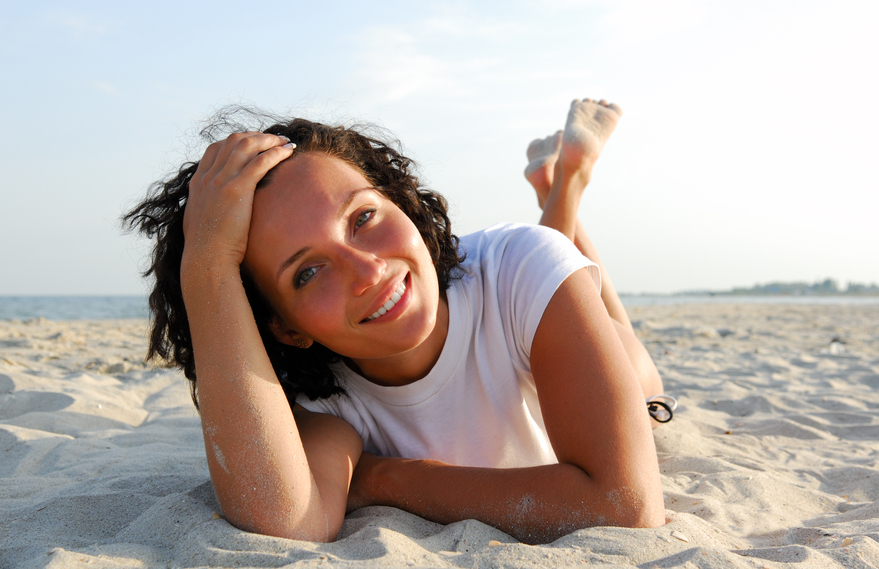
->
xmin=0 ymin=296 xmax=149 ymax=321
xmin=1 ymin=294 xmax=876 ymax=321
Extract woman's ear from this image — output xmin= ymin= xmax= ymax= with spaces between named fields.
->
xmin=268 ymin=317 xmax=313 ymax=349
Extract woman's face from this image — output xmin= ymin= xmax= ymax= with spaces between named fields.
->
xmin=243 ymin=152 xmax=445 ymax=378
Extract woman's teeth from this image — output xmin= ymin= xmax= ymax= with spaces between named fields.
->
xmin=367 ymin=280 xmax=407 ymax=321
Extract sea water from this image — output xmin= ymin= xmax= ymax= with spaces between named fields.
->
xmin=0 ymin=296 xmax=148 ymax=320
xmin=1 ymin=294 xmax=876 ymax=321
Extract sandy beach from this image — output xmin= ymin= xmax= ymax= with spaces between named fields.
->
xmin=1 ymin=302 xmax=878 ymax=568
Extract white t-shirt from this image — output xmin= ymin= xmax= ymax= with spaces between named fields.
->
xmin=297 ymin=223 xmax=600 ymax=468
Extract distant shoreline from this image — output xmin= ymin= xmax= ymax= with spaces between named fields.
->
xmin=3 ymin=293 xmax=879 ymax=321
xmin=628 ymin=278 xmax=879 ymax=298
xmin=617 ymin=294 xmax=879 ymax=307
xmin=0 ymin=295 xmax=148 ymax=321
xmin=623 ymin=291 xmax=879 ymax=298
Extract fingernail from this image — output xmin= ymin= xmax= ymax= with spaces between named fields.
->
xmin=277 ymin=134 xmax=291 ymax=143
xmin=283 ymin=142 xmax=297 ymax=149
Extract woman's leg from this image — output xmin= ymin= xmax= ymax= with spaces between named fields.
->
xmin=524 ymin=99 xmax=663 ymax=400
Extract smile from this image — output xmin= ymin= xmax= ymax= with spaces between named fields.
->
xmin=365 ymin=279 xmax=407 ymax=321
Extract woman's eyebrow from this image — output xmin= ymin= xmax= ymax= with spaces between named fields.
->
xmin=337 ymin=187 xmax=376 ymax=218
xmin=276 ymin=247 xmax=311 ymax=284
xmin=275 ymin=188 xmax=376 ymax=284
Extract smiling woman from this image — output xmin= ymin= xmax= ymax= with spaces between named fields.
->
xmin=123 ymin=101 xmax=670 ymax=544
xmin=245 ymin=154 xmax=447 ymax=383
xmin=125 ymin=115 xmax=461 ymax=402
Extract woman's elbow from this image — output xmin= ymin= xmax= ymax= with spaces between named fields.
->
xmin=608 ymin=487 xmax=666 ymax=529
xmin=223 ymin=510 xmax=340 ymax=543
xmin=623 ymin=505 xmax=666 ymax=529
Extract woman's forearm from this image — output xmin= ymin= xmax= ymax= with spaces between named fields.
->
xmin=352 ymin=453 xmax=663 ymax=544
xmin=182 ymin=258 xmax=353 ymax=541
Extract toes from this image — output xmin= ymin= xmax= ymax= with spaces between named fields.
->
xmin=527 ymin=132 xmax=563 ymax=160
xmin=572 ymin=97 xmax=619 ymax=111
xmin=526 ymin=138 xmax=543 ymax=158
xmin=526 ymin=137 xmax=547 ymax=157
xmin=608 ymin=102 xmax=623 ymax=115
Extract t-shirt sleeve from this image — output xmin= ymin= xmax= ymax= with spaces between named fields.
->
xmin=487 ymin=224 xmax=600 ymax=359
xmin=295 ymin=391 xmax=373 ymax=446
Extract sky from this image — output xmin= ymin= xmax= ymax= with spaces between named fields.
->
xmin=1 ymin=0 xmax=877 ymax=295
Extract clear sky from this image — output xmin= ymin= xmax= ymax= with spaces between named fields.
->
xmin=2 ymin=0 xmax=877 ymax=295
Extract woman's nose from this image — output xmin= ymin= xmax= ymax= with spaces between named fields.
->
xmin=346 ymin=248 xmax=387 ymax=296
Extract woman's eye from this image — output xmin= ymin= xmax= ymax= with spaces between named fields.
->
xmin=355 ymin=209 xmax=375 ymax=227
xmin=297 ymin=267 xmax=317 ymax=287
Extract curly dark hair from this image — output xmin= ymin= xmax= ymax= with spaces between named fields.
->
xmin=122 ymin=110 xmax=463 ymax=408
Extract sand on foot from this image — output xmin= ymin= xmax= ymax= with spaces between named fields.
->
xmin=524 ymin=98 xmax=622 ymax=210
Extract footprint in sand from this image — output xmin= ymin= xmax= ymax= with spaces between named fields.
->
xmin=0 ymin=373 xmax=13 ymax=393
xmin=0 ymin=390 xmax=74 ymax=421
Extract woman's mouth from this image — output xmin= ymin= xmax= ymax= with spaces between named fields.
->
xmin=365 ymin=278 xmax=407 ymax=322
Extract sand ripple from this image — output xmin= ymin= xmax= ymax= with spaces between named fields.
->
xmin=1 ymin=305 xmax=878 ymax=568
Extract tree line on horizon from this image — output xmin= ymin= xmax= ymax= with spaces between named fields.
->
xmin=675 ymin=279 xmax=879 ymax=296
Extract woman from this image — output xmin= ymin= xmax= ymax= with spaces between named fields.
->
xmin=124 ymin=98 xmax=670 ymax=544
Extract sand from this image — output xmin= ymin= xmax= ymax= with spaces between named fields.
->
xmin=1 ymin=303 xmax=878 ymax=568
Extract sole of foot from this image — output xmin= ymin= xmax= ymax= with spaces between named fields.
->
xmin=559 ymin=98 xmax=623 ymax=181
xmin=524 ymin=130 xmax=562 ymax=208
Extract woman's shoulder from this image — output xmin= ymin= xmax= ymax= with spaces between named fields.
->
xmin=458 ymin=222 xmax=574 ymax=263
xmin=454 ymin=222 xmax=599 ymax=300
xmin=459 ymin=221 xmax=562 ymax=244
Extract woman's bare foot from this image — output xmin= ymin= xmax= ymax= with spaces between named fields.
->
xmin=526 ymin=98 xmax=636 ymax=334
xmin=523 ymin=131 xmax=562 ymax=208
xmin=523 ymin=99 xmax=622 ymax=207
xmin=557 ymin=98 xmax=622 ymax=187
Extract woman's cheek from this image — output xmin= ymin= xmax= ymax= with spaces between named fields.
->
xmin=310 ymin=282 xmax=347 ymax=330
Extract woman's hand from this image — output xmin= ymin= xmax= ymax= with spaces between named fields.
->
xmin=182 ymin=132 xmax=294 ymax=271
xmin=177 ymin=134 xmax=360 ymax=541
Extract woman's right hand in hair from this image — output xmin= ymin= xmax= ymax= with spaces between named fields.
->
xmin=182 ymin=133 xmax=294 ymax=270
xmin=178 ymin=133 xmax=360 ymax=541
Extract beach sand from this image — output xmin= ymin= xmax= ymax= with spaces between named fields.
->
xmin=1 ymin=303 xmax=878 ymax=568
